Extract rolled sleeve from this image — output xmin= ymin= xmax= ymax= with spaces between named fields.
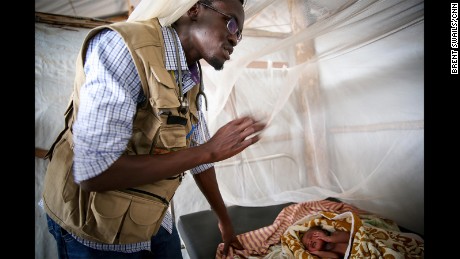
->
xmin=188 ymin=110 xmax=214 ymax=174
xmin=72 ymin=29 xmax=142 ymax=183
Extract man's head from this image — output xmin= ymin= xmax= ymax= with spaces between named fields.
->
xmin=301 ymin=226 xmax=329 ymax=252
xmin=174 ymin=0 xmax=245 ymax=70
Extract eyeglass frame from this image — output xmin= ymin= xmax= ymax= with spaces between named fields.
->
xmin=198 ymin=2 xmax=243 ymax=42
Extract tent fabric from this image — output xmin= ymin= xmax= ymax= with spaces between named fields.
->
xmin=127 ymin=0 xmax=199 ymax=26
xmin=35 ymin=0 xmax=424 ymax=258
xmin=35 ymin=0 xmax=129 ymax=19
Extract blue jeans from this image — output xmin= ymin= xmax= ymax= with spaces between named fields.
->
xmin=46 ymin=215 xmax=183 ymax=259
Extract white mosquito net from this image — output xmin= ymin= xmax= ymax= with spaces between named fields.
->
xmin=174 ymin=0 xmax=424 ymax=235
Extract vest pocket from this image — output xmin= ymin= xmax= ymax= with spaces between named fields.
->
xmin=83 ymin=190 xmax=167 ymax=244
xmin=119 ymin=195 xmax=167 ymax=243
xmin=43 ymin=130 xmax=82 ymax=228
xmin=159 ymin=124 xmax=186 ymax=149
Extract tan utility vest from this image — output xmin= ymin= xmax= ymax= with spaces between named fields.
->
xmin=42 ymin=18 xmax=200 ymax=245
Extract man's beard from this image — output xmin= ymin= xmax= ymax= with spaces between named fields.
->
xmin=208 ymin=56 xmax=224 ymax=71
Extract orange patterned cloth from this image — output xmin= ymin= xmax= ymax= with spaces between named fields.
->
xmin=281 ymin=211 xmax=424 ymax=259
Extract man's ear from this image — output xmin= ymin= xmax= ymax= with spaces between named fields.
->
xmin=187 ymin=2 xmax=200 ymax=20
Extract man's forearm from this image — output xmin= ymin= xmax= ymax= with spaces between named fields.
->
xmin=193 ymin=167 xmax=231 ymax=224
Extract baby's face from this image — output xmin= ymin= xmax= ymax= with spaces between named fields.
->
xmin=301 ymin=229 xmax=326 ymax=252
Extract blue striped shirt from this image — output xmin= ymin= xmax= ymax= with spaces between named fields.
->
xmin=70 ymin=26 xmax=213 ymax=253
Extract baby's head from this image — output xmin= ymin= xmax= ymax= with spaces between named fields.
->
xmin=301 ymin=226 xmax=329 ymax=252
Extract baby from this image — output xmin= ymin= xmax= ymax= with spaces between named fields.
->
xmin=301 ymin=226 xmax=350 ymax=259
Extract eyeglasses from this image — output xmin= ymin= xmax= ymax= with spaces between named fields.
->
xmin=199 ymin=2 xmax=242 ymax=42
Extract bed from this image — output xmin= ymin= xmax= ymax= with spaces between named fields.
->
xmin=178 ymin=198 xmax=424 ymax=259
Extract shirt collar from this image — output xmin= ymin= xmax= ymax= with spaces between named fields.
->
xmin=161 ymin=26 xmax=189 ymax=71
xmin=161 ymin=26 xmax=200 ymax=84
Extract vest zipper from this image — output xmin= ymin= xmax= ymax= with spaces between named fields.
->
xmin=125 ymin=188 xmax=169 ymax=205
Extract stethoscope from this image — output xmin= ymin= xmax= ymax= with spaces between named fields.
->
xmin=168 ymin=26 xmax=208 ymax=115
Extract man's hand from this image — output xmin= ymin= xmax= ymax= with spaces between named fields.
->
xmin=219 ymin=221 xmax=244 ymax=258
xmin=203 ymin=116 xmax=266 ymax=163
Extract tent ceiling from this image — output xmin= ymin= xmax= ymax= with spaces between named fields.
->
xmin=35 ymin=0 xmax=348 ymax=33
xmin=35 ymin=0 xmax=131 ymax=20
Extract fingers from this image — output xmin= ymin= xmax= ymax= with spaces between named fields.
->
xmin=236 ymin=117 xmax=266 ymax=141
xmin=222 ymin=238 xmax=243 ymax=259
xmin=238 ymin=116 xmax=266 ymax=129
xmin=206 ymin=116 xmax=267 ymax=162
xmin=231 ymin=118 xmax=266 ymax=153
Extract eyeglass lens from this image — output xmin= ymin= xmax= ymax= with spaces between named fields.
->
xmin=199 ymin=2 xmax=242 ymax=41
xmin=227 ymin=18 xmax=242 ymax=41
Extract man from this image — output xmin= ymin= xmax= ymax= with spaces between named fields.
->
xmin=42 ymin=0 xmax=265 ymax=258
